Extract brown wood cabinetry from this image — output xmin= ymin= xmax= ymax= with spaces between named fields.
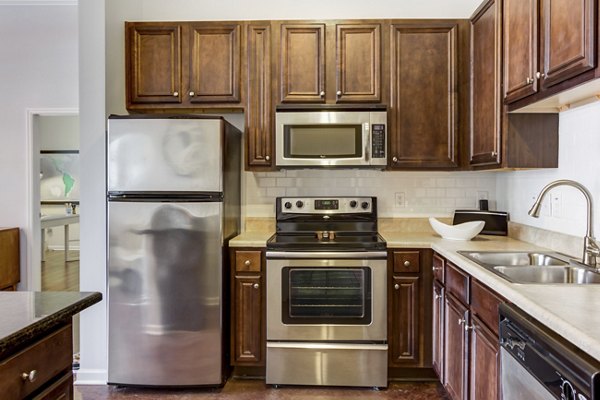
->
xmin=433 ymin=252 xmax=504 ymax=400
xmin=470 ymin=0 xmax=559 ymax=169
xmin=503 ymin=0 xmax=598 ymax=108
xmin=126 ymin=21 xmax=242 ymax=111
xmin=0 ymin=323 xmax=73 ymax=400
xmin=230 ymin=248 xmax=265 ymax=368
xmin=0 ymin=227 xmax=20 ymax=291
xmin=277 ymin=22 xmax=381 ymax=104
xmin=389 ymin=22 xmax=461 ymax=169
xmin=388 ymin=249 xmax=434 ymax=378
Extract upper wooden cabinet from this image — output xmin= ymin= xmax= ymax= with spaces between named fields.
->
xmin=389 ymin=23 xmax=460 ymax=169
xmin=503 ymin=0 xmax=597 ymax=106
xmin=126 ymin=21 xmax=242 ymax=111
xmin=277 ymin=22 xmax=381 ymax=104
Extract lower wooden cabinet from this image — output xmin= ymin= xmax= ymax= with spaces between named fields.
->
xmin=433 ymin=252 xmax=503 ymax=400
xmin=32 ymin=372 xmax=73 ymax=400
xmin=230 ymin=248 xmax=265 ymax=368
xmin=390 ymin=275 xmax=420 ymax=365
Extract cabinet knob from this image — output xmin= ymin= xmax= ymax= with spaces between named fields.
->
xmin=403 ymin=260 xmax=411 ymax=267
xmin=526 ymin=77 xmax=534 ymax=85
xmin=265 ymin=155 xmax=270 ymax=161
xmin=464 ymin=324 xmax=475 ymax=331
xmin=253 ymin=283 xmax=259 ymax=289
xmin=394 ymin=284 xmax=400 ymax=290
xmin=320 ymin=91 xmax=325 ymax=97
xmin=189 ymin=91 xmax=195 ymax=97
xmin=336 ymin=90 xmax=342 ymax=96
xmin=434 ymin=294 xmax=442 ymax=300
xmin=173 ymin=91 xmax=179 ymax=97
xmin=21 ymin=370 xmax=38 ymax=382
xmin=244 ymin=260 xmax=251 ymax=266
xmin=491 ymin=151 xmax=497 ymax=157
xmin=392 ymin=156 xmax=398 ymax=163
xmin=536 ymin=72 xmax=545 ymax=79
xmin=432 ymin=266 xmax=442 ymax=271
xmin=458 ymin=318 xmax=466 ymax=326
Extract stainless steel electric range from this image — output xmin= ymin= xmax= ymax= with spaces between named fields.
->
xmin=265 ymin=196 xmax=388 ymax=388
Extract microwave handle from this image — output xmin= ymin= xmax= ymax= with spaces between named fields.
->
xmin=363 ymin=122 xmax=370 ymax=162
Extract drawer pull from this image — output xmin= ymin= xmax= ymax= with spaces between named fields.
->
xmin=458 ymin=318 xmax=466 ymax=326
xmin=394 ymin=284 xmax=400 ymax=290
xmin=403 ymin=260 xmax=411 ymax=267
xmin=253 ymin=283 xmax=259 ymax=289
xmin=21 ymin=370 xmax=38 ymax=382
xmin=432 ymin=266 xmax=442 ymax=271
xmin=244 ymin=260 xmax=251 ymax=266
xmin=434 ymin=294 xmax=442 ymax=300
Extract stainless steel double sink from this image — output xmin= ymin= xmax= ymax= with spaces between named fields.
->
xmin=458 ymin=251 xmax=600 ymax=284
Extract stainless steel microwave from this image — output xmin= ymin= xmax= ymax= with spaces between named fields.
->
xmin=275 ymin=109 xmax=387 ymax=168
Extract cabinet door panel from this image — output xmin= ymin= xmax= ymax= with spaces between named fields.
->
xmin=189 ymin=24 xmax=241 ymax=103
xmin=126 ymin=23 xmax=182 ymax=105
xmin=390 ymin=276 xmax=420 ymax=366
xmin=233 ymin=275 xmax=263 ymax=365
xmin=280 ymin=24 xmax=326 ymax=103
xmin=469 ymin=316 xmax=500 ymax=400
xmin=390 ymin=24 xmax=458 ymax=168
xmin=503 ymin=0 xmax=538 ymax=103
xmin=541 ymin=0 xmax=596 ymax=88
xmin=336 ymin=24 xmax=381 ymax=102
xmin=470 ymin=0 xmax=502 ymax=166
xmin=444 ymin=294 xmax=469 ymax=400
xmin=246 ymin=24 xmax=273 ymax=169
xmin=432 ymin=281 xmax=445 ymax=381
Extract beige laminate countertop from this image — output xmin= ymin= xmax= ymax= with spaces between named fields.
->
xmin=230 ymin=230 xmax=600 ymax=361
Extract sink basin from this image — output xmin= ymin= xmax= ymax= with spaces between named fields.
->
xmin=494 ymin=265 xmax=600 ymax=284
xmin=461 ymin=251 xmax=568 ymax=267
xmin=457 ymin=251 xmax=600 ymax=284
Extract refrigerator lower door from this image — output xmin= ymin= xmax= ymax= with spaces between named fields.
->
xmin=107 ymin=200 xmax=223 ymax=386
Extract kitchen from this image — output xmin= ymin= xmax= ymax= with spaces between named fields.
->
xmin=2 ymin=0 xmax=600 ymax=399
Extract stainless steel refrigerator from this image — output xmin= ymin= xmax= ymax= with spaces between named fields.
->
xmin=106 ymin=115 xmax=240 ymax=386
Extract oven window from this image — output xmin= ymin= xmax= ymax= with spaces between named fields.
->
xmin=281 ymin=267 xmax=372 ymax=325
xmin=283 ymin=124 xmax=362 ymax=158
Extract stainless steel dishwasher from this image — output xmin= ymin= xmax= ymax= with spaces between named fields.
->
xmin=499 ymin=304 xmax=600 ymax=400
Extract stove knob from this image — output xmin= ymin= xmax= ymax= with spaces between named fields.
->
xmin=284 ymin=202 xmax=292 ymax=209
xmin=296 ymin=200 xmax=304 ymax=208
xmin=361 ymin=202 xmax=369 ymax=210
xmin=349 ymin=200 xmax=358 ymax=208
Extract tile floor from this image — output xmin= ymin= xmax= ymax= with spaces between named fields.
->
xmin=75 ymin=380 xmax=449 ymax=399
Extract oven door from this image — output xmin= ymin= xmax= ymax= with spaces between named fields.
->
xmin=266 ymin=251 xmax=387 ymax=342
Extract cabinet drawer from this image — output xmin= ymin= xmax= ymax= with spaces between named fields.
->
xmin=0 ymin=324 xmax=72 ymax=399
xmin=32 ymin=372 xmax=73 ymax=400
xmin=393 ymin=251 xmax=420 ymax=273
xmin=432 ymin=253 xmax=445 ymax=283
xmin=470 ymin=279 xmax=503 ymax=334
xmin=236 ymin=251 xmax=262 ymax=272
xmin=445 ymin=262 xmax=470 ymax=305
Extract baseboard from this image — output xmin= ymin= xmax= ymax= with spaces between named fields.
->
xmin=74 ymin=369 xmax=107 ymax=385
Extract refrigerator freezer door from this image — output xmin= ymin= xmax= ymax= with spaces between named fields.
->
xmin=108 ymin=118 xmax=223 ymax=193
xmin=108 ymin=200 xmax=223 ymax=386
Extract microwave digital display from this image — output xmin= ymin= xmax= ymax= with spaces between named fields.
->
xmin=283 ymin=124 xmax=362 ymax=158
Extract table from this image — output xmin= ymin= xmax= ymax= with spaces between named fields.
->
xmin=40 ymin=214 xmax=79 ymax=263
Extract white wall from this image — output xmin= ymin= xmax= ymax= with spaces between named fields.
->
xmin=0 ymin=5 xmax=78 ymax=287
xmin=497 ymin=102 xmax=600 ymax=238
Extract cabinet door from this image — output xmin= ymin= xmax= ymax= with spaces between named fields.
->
xmin=32 ymin=372 xmax=73 ymax=400
xmin=470 ymin=0 xmax=502 ymax=167
xmin=469 ymin=315 xmax=500 ymax=400
xmin=188 ymin=24 xmax=241 ymax=103
xmin=390 ymin=276 xmax=420 ymax=366
xmin=335 ymin=24 xmax=381 ymax=103
xmin=432 ymin=281 xmax=445 ymax=381
xmin=126 ymin=23 xmax=182 ymax=105
xmin=279 ymin=24 xmax=326 ymax=103
xmin=540 ymin=0 xmax=596 ymax=88
xmin=444 ymin=294 xmax=469 ymax=400
xmin=246 ymin=24 xmax=273 ymax=169
xmin=232 ymin=274 xmax=263 ymax=365
xmin=389 ymin=24 xmax=458 ymax=168
xmin=503 ymin=0 xmax=539 ymax=103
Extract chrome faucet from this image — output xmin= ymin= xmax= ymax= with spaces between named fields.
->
xmin=528 ymin=179 xmax=600 ymax=268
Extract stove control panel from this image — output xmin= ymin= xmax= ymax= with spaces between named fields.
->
xmin=279 ymin=197 xmax=373 ymax=214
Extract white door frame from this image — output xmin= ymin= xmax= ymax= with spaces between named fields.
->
xmin=25 ymin=108 xmax=79 ymax=291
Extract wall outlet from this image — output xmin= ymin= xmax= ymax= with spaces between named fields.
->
xmin=394 ymin=192 xmax=406 ymax=208
xmin=477 ymin=191 xmax=489 ymax=201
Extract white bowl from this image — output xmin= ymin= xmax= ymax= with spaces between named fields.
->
xmin=429 ymin=218 xmax=485 ymax=241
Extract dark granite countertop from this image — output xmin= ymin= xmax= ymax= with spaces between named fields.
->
xmin=0 ymin=291 xmax=102 ymax=358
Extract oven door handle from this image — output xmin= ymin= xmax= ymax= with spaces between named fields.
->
xmin=267 ymin=342 xmax=388 ymax=351
xmin=266 ymin=251 xmax=388 ymax=259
